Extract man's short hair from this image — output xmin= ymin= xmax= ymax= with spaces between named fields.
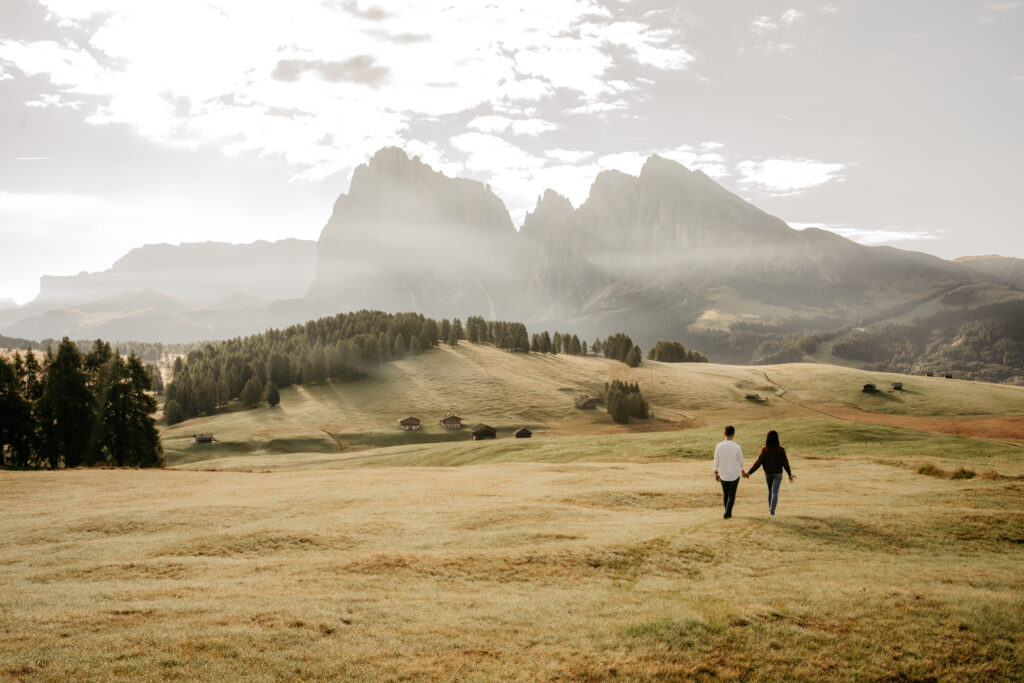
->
xmin=724 ymin=425 xmax=735 ymax=437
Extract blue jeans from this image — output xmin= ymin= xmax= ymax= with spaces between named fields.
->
xmin=765 ymin=473 xmax=783 ymax=514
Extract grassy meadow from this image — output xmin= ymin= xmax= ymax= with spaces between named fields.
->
xmin=2 ymin=343 xmax=1024 ymax=680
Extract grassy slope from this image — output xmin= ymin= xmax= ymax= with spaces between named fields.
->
xmin=160 ymin=343 xmax=1024 ymax=469
xmin=1 ymin=460 xmax=1021 ymax=680
xmin=4 ymin=345 xmax=1024 ymax=679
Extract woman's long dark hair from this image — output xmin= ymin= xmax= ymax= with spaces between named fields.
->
xmin=765 ymin=430 xmax=780 ymax=448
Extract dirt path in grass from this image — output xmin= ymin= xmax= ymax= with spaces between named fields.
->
xmin=759 ymin=370 xmax=1024 ymax=443
xmin=802 ymin=406 xmax=1024 ymax=443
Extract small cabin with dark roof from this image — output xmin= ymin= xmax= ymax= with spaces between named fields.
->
xmin=398 ymin=416 xmax=421 ymax=430
xmin=745 ymin=393 xmax=761 ymax=401
xmin=862 ymin=383 xmax=877 ymax=393
xmin=439 ymin=413 xmax=463 ymax=429
xmin=944 ymin=374 xmax=953 ymax=379
xmin=514 ymin=427 xmax=532 ymax=438
xmin=194 ymin=433 xmax=215 ymax=443
xmin=890 ymin=382 xmax=903 ymax=391
xmin=470 ymin=424 xmax=496 ymax=440
xmin=575 ymin=396 xmax=600 ymax=410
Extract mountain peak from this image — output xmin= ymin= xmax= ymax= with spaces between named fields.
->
xmin=522 ymin=189 xmax=575 ymax=234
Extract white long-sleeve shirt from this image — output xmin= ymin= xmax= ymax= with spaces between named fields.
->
xmin=713 ymin=440 xmax=745 ymax=482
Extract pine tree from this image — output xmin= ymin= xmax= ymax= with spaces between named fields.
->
xmin=164 ymin=399 xmax=184 ymax=426
xmin=37 ymin=338 xmax=93 ymax=468
xmin=569 ymin=335 xmax=582 ymax=355
xmin=447 ymin=325 xmax=459 ymax=347
xmin=626 ymin=345 xmax=642 ymax=368
xmin=0 ymin=357 xmax=34 ymax=467
xmin=393 ymin=333 xmax=408 ymax=358
xmin=118 ymin=355 xmax=162 ymax=467
xmin=452 ymin=318 xmax=464 ymax=340
xmin=440 ymin=319 xmax=451 ymax=343
xmin=240 ymin=375 xmax=264 ymax=408
xmin=264 ymin=380 xmax=280 ymax=407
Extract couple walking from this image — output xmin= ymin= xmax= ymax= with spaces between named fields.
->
xmin=713 ymin=425 xmax=793 ymax=518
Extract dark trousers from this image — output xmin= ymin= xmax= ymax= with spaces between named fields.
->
xmin=720 ymin=478 xmax=739 ymax=517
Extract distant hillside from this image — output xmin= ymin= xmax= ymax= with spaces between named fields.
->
xmin=160 ymin=341 xmax=1024 ymax=467
xmin=23 ymin=238 xmax=316 ymax=312
xmin=953 ymin=255 xmax=1024 ymax=289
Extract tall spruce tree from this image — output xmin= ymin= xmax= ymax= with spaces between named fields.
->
xmin=264 ymin=380 xmax=281 ymax=407
xmin=37 ymin=338 xmax=93 ymax=468
xmin=239 ymin=375 xmax=264 ymax=408
xmin=0 ymin=357 xmax=34 ymax=466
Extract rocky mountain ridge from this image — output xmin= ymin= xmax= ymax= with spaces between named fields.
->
xmin=2 ymin=147 xmax=1021 ymax=372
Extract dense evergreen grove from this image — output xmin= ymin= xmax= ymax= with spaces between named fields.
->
xmin=164 ymin=311 xmax=445 ymax=424
xmin=0 ymin=338 xmax=163 ymax=468
xmin=646 ymin=340 xmax=709 ymax=363
xmin=603 ymin=380 xmax=649 ymax=424
xmin=830 ymin=300 xmax=1024 ymax=383
xmin=163 ymin=311 xmax=682 ymax=423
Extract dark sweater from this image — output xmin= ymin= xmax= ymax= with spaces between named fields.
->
xmin=747 ymin=446 xmax=792 ymax=476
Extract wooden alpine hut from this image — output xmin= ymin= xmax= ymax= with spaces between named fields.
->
xmin=470 ymin=424 xmax=496 ymax=440
xmin=862 ymin=383 xmax=877 ymax=393
xmin=439 ymin=413 xmax=463 ymax=430
xmin=575 ymin=396 xmax=600 ymax=410
xmin=194 ymin=433 xmax=215 ymax=443
xmin=890 ymin=382 xmax=903 ymax=391
xmin=398 ymin=416 xmax=421 ymax=430
xmin=514 ymin=427 xmax=532 ymax=438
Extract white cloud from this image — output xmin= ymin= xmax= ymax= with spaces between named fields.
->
xmin=737 ymin=158 xmax=846 ymax=195
xmin=1 ymin=0 xmax=693 ymax=182
xmin=467 ymin=115 xmax=559 ymax=136
xmin=580 ymin=21 xmax=694 ymax=70
xmin=751 ymin=16 xmax=778 ymax=33
xmin=781 ymin=9 xmax=804 ymax=24
xmin=985 ymin=2 xmax=1020 ymax=10
xmin=544 ymin=148 xmax=593 ymax=163
xmin=789 ymin=222 xmax=941 ymax=246
xmin=467 ymin=115 xmax=515 ymax=134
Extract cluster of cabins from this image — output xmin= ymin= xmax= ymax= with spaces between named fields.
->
xmin=398 ymin=413 xmax=531 ymax=440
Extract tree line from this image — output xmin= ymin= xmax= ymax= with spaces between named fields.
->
xmin=0 ymin=338 xmax=163 ymax=468
xmin=163 ymin=310 xmax=699 ymax=423
xmin=645 ymin=340 xmax=708 ymax=363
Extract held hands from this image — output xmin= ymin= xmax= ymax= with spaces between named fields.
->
xmin=788 ymin=475 xmax=794 ymax=482
xmin=741 ymin=471 xmax=750 ymax=479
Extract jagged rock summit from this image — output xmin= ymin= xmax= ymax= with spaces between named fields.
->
xmin=309 ymin=147 xmax=520 ymax=317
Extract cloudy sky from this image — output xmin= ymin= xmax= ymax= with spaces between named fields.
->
xmin=1 ymin=0 xmax=1021 ymax=304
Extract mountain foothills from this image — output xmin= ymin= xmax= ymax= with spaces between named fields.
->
xmin=2 ymin=147 xmax=1023 ymax=381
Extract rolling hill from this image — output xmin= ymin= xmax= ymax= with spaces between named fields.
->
xmin=160 ymin=342 xmax=1024 ymax=472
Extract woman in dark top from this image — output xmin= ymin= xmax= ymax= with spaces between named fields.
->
xmin=744 ymin=430 xmax=793 ymax=516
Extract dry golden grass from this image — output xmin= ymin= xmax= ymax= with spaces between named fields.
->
xmin=2 ymin=452 xmax=1022 ymax=681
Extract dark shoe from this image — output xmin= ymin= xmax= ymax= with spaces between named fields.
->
xmin=723 ymin=513 xmax=732 ymax=519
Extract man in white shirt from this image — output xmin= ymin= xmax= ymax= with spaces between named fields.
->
xmin=713 ymin=425 xmax=745 ymax=519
